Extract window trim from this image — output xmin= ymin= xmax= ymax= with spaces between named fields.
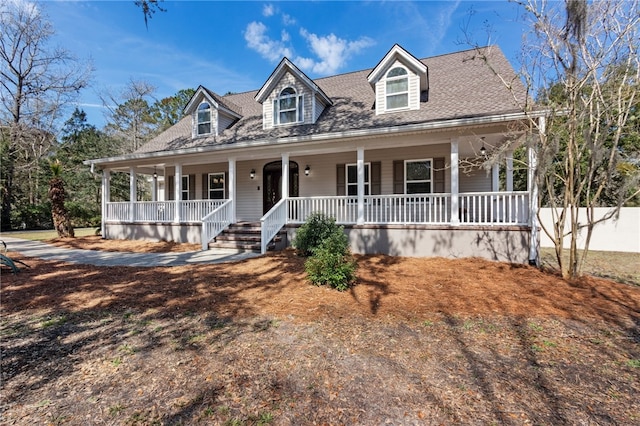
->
xmin=385 ymin=66 xmax=409 ymax=111
xmin=196 ymin=102 xmax=212 ymax=136
xmin=273 ymin=87 xmax=304 ymax=126
xmin=404 ymin=158 xmax=433 ymax=194
xmin=207 ymin=172 xmax=225 ymax=200
xmin=346 ymin=162 xmax=371 ymax=197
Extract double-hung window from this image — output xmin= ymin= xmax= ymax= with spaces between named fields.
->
xmin=346 ymin=163 xmax=370 ymax=196
xmin=273 ymin=87 xmax=303 ymax=125
xmin=386 ymin=67 xmax=409 ymax=110
xmin=208 ymin=173 xmax=225 ymax=199
xmin=197 ymin=102 xmax=212 ymax=135
xmin=405 ymin=159 xmax=432 ymax=194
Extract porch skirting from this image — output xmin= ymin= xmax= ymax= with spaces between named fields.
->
xmin=286 ymin=223 xmax=532 ymax=264
xmin=105 ymin=222 xmax=202 ymax=244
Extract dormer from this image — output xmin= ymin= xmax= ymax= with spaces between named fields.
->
xmin=183 ymin=86 xmax=243 ymax=138
xmin=255 ymin=58 xmax=333 ymax=130
xmin=367 ymin=44 xmax=428 ymax=115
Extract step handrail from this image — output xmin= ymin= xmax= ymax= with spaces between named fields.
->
xmin=201 ymin=199 xmax=233 ymax=250
xmin=260 ymin=198 xmax=287 ymax=254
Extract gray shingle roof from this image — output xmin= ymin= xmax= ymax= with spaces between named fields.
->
xmin=137 ymin=46 xmax=527 ymax=155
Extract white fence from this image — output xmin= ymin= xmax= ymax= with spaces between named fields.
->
xmin=538 ymin=207 xmax=640 ymax=253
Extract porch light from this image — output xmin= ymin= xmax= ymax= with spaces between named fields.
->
xmin=480 ymin=137 xmax=487 ymax=156
xmin=250 ymin=169 xmax=256 ymax=179
xmin=304 ymin=165 xmax=310 ymax=176
xmin=153 ymin=167 xmax=158 ymax=179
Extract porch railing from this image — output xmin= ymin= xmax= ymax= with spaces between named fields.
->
xmin=105 ymin=200 xmax=225 ymax=223
xmin=260 ymin=198 xmax=288 ymax=254
xmin=288 ymin=192 xmax=529 ymax=225
xmin=201 ymin=200 xmax=233 ymax=250
xmin=459 ymin=191 xmax=529 ymax=225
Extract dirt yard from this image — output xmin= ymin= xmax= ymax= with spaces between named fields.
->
xmin=2 ymin=237 xmax=639 ymax=425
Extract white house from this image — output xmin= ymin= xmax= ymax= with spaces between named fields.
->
xmin=86 ymin=44 xmax=541 ymax=263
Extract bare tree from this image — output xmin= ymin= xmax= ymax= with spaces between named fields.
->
xmin=0 ymin=0 xmax=91 ymax=230
xmin=466 ymin=0 xmax=639 ymax=279
xmin=101 ymin=79 xmax=157 ymax=154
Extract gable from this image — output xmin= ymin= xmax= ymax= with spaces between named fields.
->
xmin=183 ymin=86 xmax=243 ymax=137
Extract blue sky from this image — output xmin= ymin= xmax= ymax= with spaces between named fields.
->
xmin=40 ymin=0 xmax=527 ymax=128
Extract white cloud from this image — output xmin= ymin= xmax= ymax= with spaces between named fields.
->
xmin=244 ymin=21 xmax=293 ymax=62
xmin=262 ymin=4 xmax=274 ymax=17
xmin=282 ymin=13 xmax=296 ymax=26
xmin=296 ymin=29 xmax=375 ymax=75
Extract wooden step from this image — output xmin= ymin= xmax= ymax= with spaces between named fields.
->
xmin=207 ymin=222 xmax=284 ymax=252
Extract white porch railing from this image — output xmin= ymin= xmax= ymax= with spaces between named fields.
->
xmin=105 ymin=200 xmax=225 ymax=223
xmin=288 ymin=196 xmax=358 ymax=224
xmin=201 ymin=200 xmax=233 ymax=250
xmin=288 ymin=192 xmax=529 ymax=225
xmin=260 ymin=198 xmax=288 ymax=254
xmin=459 ymin=192 xmax=529 ymax=225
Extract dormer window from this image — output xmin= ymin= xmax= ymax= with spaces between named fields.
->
xmin=274 ymin=87 xmax=303 ymax=125
xmin=386 ymin=67 xmax=409 ymax=110
xmin=197 ymin=102 xmax=212 ymax=135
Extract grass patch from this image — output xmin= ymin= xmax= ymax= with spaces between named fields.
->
xmin=1 ymin=227 xmax=97 ymax=241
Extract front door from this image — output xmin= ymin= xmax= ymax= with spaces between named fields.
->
xmin=263 ymin=161 xmax=299 ymax=214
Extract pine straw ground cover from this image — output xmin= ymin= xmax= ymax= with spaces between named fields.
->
xmin=1 ymin=238 xmax=639 ymax=425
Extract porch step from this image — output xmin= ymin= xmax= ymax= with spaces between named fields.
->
xmin=208 ymin=222 xmax=285 ymax=252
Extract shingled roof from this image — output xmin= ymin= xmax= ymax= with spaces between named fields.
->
xmin=137 ymin=46 xmax=527 ymax=155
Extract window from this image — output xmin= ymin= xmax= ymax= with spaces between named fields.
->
xmin=208 ymin=173 xmax=225 ymax=199
xmin=386 ymin=67 xmax=409 ymax=110
xmin=197 ymin=102 xmax=211 ymax=135
xmin=181 ymin=175 xmax=190 ymax=200
xmin=346 ymin=163 xmax=370 ymax=196
xmin=273 ymin=87 xmax=303 ymax=125
xmin=405 ymin=159 xmax=432 ymax=194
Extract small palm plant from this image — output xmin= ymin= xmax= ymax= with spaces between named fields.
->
xmin=48 ymin=159 xmax=75 ymax=238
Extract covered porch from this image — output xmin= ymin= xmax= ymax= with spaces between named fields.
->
xmin=98 ymin=128 xmax=538 ymax=262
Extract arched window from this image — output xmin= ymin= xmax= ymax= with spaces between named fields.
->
xmin=197 ymin=102 xmax=212 ymax=135
xmin=385 ymin=67 xmax=409 ymax=110
xmin=273 ymin=87 xmax=303 ymax=125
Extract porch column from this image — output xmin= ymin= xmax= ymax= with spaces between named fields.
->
xmin=357 ymin=146 xmax=365 ymax=225
xmin=228 ymin=158 xmax=236 ymax=223
xmin=506 ymin=151 xmax=514 ymax=192
xmin=281 ymin=152 xmax=290 ymax=202
xmin=528 ymin=117 xmax=543 ymax=265
xmin=492 ymin=163 xmax=500 ymax=191
xmin=174 ymin=163 xmax=182 ymax=222
xmin=450 ymin=138 xmax=460 ymax=225
xmin=101 ymin=168 xmax=110 ymax=239
xmin=129 ymin=167 xmax=137 ymax=222
xmin=151 ymin=171 xmax=157 ymax=202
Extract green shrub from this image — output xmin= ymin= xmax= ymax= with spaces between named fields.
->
xmin=304 ymin=231 xmax=357 ymax=291
xmin=292 ymin=212 xmax=342 ymax=256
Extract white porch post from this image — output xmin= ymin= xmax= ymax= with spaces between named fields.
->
xmin=281 ymin=152 xmax=290 ymax=202
xmin=174 ymin=163 xmax=182 ymax=222
xmin=357 ymin=146 xmax=365 ymax=225
xmin=492 ymin=163 xmax=500 ymax=191
xmin=528 ymin=117 xmax=543 ymax=265
xmin=506 ymin=151 xmax=514 ymax=192
xmin=450 ymin=138 xmax=460 ymax=225
xmin=151 ymin=171 xmax=157 ymax=202
xmin=129 ymin=167 xmax=137 ymax=222
xmin=228 ymin=158 xmax=236 ymax=223
xmin=101 ymin=168 xmax=110 ymax=238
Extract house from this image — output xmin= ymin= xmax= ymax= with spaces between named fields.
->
xmin=85 ymin=44 xmax=542 ymax=263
